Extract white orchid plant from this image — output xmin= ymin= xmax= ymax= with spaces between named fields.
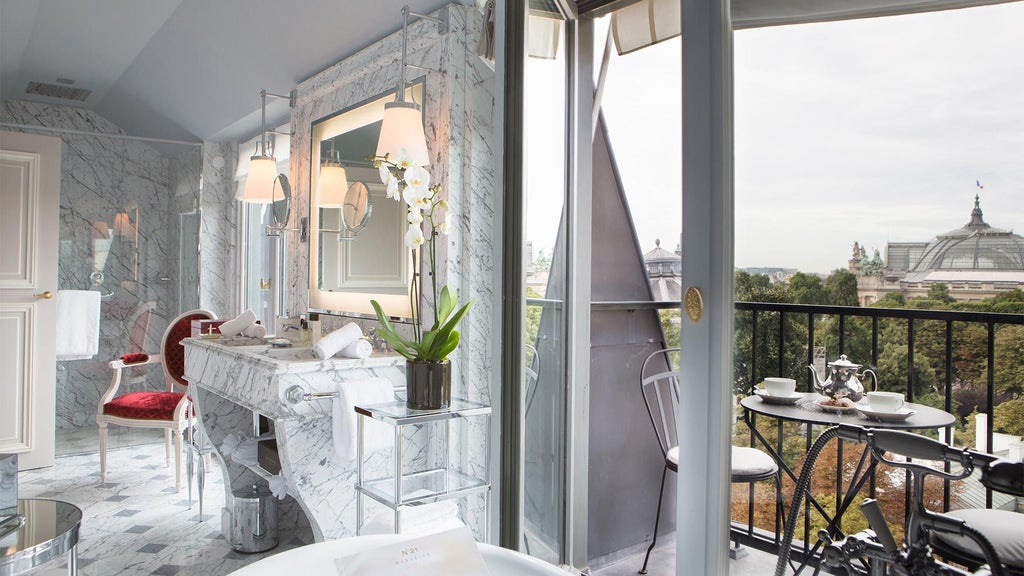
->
xmin=370 ymin=149 xmax=472 ymax=363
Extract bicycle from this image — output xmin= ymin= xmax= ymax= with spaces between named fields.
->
xmin=775 ymin=423 xmax=1024 ymax=576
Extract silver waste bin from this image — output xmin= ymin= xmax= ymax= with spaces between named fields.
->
xmin=228 ymin=484 xmax=278 ymax=553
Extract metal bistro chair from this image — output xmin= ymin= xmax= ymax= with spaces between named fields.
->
xmin=639 ymin=348 xmax=780 ymax=574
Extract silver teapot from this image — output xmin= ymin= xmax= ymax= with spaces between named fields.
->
xmin=808 ymin=354 xmax=877 ymax=402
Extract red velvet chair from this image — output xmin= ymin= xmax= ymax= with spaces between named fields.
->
xmin=98 ymin=309 xmax=215 ymax=490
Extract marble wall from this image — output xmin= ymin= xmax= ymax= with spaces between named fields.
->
xmin=199 ymin=142 xmax=239 ymax=317
xmin=0 ymin=100 xmax=203 ymax=429
xmin=286 ymin=3 xmax=499 ymax=538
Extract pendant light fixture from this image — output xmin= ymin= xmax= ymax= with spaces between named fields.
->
xmin=242 ymin=89 xmax=295 ymax=203
xmin=375 ymin=5 xmax=447 ymax=167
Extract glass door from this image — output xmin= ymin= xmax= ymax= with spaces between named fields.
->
xmin=522 ymin=11 xmax=569 ymax=563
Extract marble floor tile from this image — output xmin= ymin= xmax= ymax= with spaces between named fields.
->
xmin=17 ymin=442 xmax=313 ymax=576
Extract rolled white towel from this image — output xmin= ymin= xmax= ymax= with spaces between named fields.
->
xmin=314 ymin=322 xmax=362 ymax=360
xmin=219 ymin=309 xmax=257 ymax=337
xmin=221 ymin=433 xmax=242 ymax=459
xmin=242 ymin=323 xmax=267 ymax=338
xmin=340 ymin=338 xmax=373 ymax=359
xmin=269 ymin=475 xmax=289 ymax=500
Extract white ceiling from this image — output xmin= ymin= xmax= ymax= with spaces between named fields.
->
xmin=0 ymin=0 xmax=471 ymax=143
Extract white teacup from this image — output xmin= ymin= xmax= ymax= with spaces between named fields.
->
xmin=867 ymin=391 xmax=905 ymax=412
xmin=763 ymin=377 xmax=796 ymax=397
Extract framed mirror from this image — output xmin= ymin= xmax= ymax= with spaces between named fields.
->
xmin=308 ymin=83 xmax=424 ymax=320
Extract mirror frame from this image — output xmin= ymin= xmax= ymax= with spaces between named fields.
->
xmin=307 ymin=83 xmax=424 ymax=321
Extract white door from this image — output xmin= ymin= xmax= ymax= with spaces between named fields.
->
xmin=0 ymin=131 xmax=61 ymax=471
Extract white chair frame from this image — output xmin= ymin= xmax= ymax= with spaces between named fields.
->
xmin=97 ymin=308 xmax=216 ymax=491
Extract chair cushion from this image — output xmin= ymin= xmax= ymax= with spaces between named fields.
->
xmin=731 ymin=446 xmax=777 ymax=481
xmin=931 ymin=508 xmax=1024 ymax=570
xmin=121 ymin=353 xmax=149 ymax=364
xmin=103 ymin=391 xmax=184 ymax=420
xmin=163 ymin=312 xmax=212 ymax=387
xmin=667 ymin=446 xmax=679 ymax=467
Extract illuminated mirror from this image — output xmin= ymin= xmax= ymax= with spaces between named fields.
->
xmin=308 ymin=83 xmax=424 ymax=320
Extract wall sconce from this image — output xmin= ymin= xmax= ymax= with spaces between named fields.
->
xmin=111 ymin=208 xmax=139 ymax=282
xmin=375 ymin=5 xmax=448 ymax=167
xmin=242 ymin=89 xmax=295 ymax=203
xmin=317 ymin=143 xmax=349 ymax=209
xmin=112 ymin=211 xmax=135 ymax=238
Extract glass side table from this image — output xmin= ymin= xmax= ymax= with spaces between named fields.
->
xmin=0 ymin=498 xmax=82 ymax=576
xmin=354 ymin=399 xmax=491 ymax=538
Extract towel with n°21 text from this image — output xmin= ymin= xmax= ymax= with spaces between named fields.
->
xmin=333 ymin=526 xmax=488 ymax=576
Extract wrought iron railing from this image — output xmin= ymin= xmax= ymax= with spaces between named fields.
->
xmin=732 ymin=300 xmax=1024 ymax=560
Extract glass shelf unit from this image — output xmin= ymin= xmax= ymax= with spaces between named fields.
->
xmin=354 ymin=398 xmax=491 ymax=537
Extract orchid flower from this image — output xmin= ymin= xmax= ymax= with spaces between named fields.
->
xmin=405 ymin=225 xmax=425 ymax=248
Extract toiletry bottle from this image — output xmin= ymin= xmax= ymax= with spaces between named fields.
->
xmin=308 ymin=313 xmax=322 ymax=346
xmin=299 ymin=315 xmax=310 ymax=345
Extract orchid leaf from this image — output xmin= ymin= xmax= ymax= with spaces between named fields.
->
xmin=436 ymin=285 xmax=456 ymax=326
xmin=436 ymin=329 xmax=461 ymax=359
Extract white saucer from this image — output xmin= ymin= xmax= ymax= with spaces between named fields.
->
xmin=754 ymin=389 xmax=803 ymax=405
xmin=267 ymin=338 xmax=293 ymax=348
xmin=856 ymin=406 xmax=916 ymax=422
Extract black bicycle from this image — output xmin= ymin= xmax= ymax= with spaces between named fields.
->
xmin=775 ymin=423 xmax=1024 ymax=576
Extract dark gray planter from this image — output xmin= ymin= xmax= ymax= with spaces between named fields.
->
xmin=406 ymin=360 xmax=451 ymax=410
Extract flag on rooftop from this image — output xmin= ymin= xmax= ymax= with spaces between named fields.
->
xmin=976 ymin=179 xmax=984 ymax=190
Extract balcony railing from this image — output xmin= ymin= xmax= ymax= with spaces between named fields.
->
xmin=732 ymin=301 xmax=1023 ymax=562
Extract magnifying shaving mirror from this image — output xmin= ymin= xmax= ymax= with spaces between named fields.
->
xmin=265 ymin=173 xmax=292 ymax=236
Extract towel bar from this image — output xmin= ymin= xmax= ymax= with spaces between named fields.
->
xmin=284 ymin=385 xmax=338 ymax=404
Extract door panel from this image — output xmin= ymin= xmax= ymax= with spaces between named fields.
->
xmin=0 ymin=131 xmax=61 ymax=470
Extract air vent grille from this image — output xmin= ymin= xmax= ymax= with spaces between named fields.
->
xmin=25 ymin=81 xmax=91 ymax=102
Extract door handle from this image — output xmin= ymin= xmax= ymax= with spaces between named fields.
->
xmin=260 ymin=279 xmax=272 ymax=290
xmin=33 ymin=290 xmax=53 ymax=299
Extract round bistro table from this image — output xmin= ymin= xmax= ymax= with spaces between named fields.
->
xmin=740 ymin=393 xmax=955 ymax=574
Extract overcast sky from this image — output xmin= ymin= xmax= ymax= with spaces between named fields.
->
xmin=527 ymin=2 xmax=1024 ymax=276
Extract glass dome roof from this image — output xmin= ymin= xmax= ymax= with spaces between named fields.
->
xmin=912 ymin=196 xmax=1024 ymax=272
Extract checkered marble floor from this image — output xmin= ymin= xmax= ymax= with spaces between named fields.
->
xmin=18 ymin=442 xmax=313 ymax=575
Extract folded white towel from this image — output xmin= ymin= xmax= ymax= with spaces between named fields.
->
xmin=340 ymin=338 xmax=373 ymax=359
xmin=333 ymin=377 xmax=395 ymax=464
xmin=55 ymin=290 xmax=101 ymax=360
xmin=219 ymin=309 xmax=257 ymax=337
xmin=360 ymin=499 xmax=463 ymax=535
xmin=314 ymin=322 xmax=362 ymax=360
xmin=231 ymin=436 xmax=259 ymax=467
xmin=242 ymin=323 xmax=267 ymax=338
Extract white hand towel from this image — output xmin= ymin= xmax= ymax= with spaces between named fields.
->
xmin=332 ymin=377 xmax=395 ymax=464
xmin=314 ymin=322 xmax=362 ymax=360
xmin=219 ymin=309 xmax=256 ymax=337
xmin=55 ymin=290 xmax=101 ymax=360
xmin=242 ymin=323 xmax=267 ymax=338
xmin=340 ymin=338 xmax=373 ymax=359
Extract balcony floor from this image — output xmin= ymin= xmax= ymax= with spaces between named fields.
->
xmin=590 ymin=535 xmax=781 ymax=576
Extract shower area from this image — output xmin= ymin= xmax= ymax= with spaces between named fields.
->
xmin=2 ymin=100 xmax=203 ymax=456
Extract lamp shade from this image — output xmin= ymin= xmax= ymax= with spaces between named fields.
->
xmin=318 ymin=164 xmax=349 ymax=209
xmin=242 ymin=155 xmax=278 ymax=203
xmin=113 ymin=212 xmax=133 ymax=237
xmin=376 ymin=101 xmax=429 ymax=166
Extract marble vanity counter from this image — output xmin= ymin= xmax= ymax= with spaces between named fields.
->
xmin=182 ymin=337 xmax=407 ymax=541
xmin=182 ymin=337 xmax=405 ymax=418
